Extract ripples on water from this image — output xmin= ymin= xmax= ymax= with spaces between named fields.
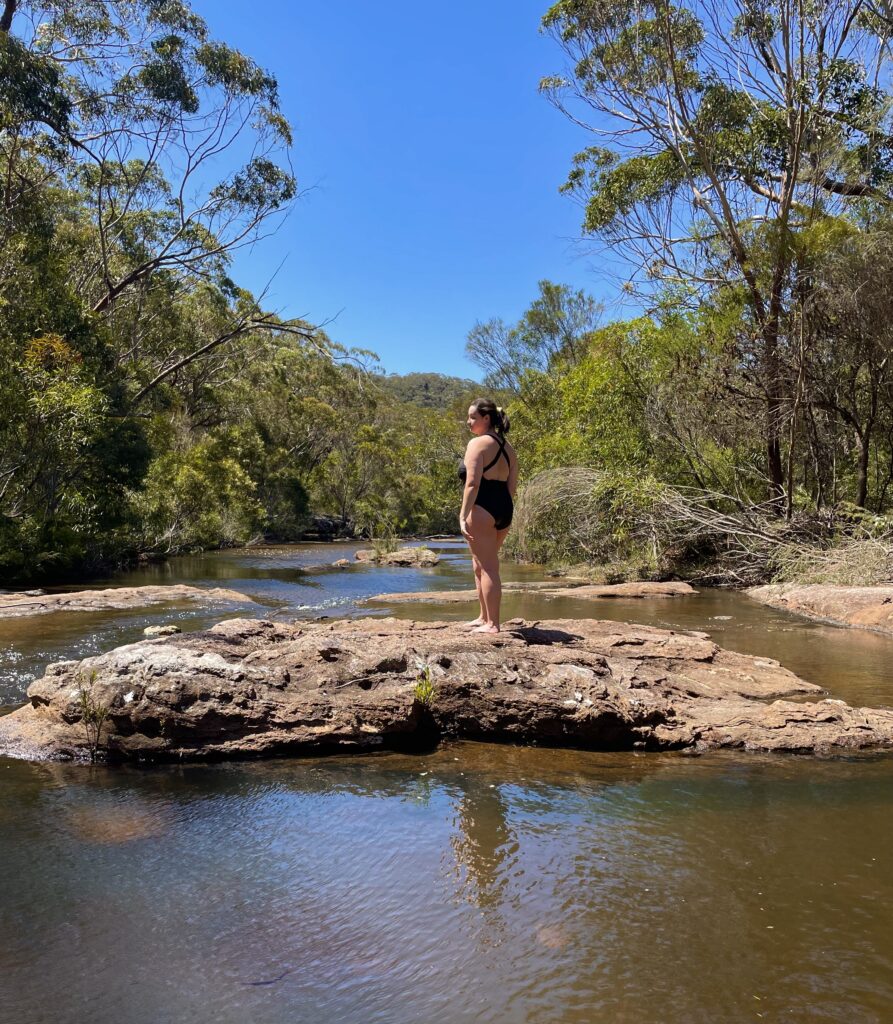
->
xmin=3 ymin=542 xmax=893 ymax=1022
xmin=2 ymin=747 xmax=893 ymax=1024
xmin=0 ymin=541 xmax=477 ymax=704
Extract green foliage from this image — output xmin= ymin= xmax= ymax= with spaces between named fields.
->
xmin=466 ymin=279 xmax=602 ymax=393
xmin=374 ymin=372 xmax=477 ymax=409
xmin=132 ymin=431 xmax=265 ymax=552
xmin=542 ymin=0 xmax=893 ymax=507
xmin=77 ymin=671 xmax=110 ymax=763
xmin=413 ymin=665 xmax=438 ymax=707
xmin=564 ymin=148 xmax=687 ymax=232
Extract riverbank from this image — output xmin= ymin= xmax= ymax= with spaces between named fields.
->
xmin=4 ymin=539 xmax=893 ymax=714
xmin=748 ymin=583 xmax=893 ymax=635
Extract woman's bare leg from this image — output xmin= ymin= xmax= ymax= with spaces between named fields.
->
xmin=467 ymin=509 xmax=501 ymax=632
xmin=465 ymin=554 xmax=486 ymax=627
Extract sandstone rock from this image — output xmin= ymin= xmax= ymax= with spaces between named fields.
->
xmin=143 ymin=625 xmax=182 ymax=637
xmin=748 ymin=583 xmax=893 ymax=634
xmin=365 ymin=580 xmax=695 ymax=604
xmin=332 ymin=559 xmax=351 ymax=568
xmin=2 ymin=616 xmax=892 ymax=764
xmin=0 ymin=585 xmax=255 ymax=619
xmin=354 ymin=547 xmax=440 ymax=567
xmin=550 ymin=581 xmax=695 ymax=599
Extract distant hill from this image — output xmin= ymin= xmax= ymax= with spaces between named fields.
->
xmin=375 ymin=371 xmax=479 ymax=409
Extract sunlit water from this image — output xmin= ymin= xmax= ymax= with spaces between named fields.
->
xmin=2 ymin=542 xmax=893 ymax=1023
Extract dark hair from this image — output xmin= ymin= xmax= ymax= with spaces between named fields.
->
xmin=471 ymin=397 xmax=510 ymax=435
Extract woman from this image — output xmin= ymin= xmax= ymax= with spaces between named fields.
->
xmin=458 ymin=398 xmax=518 ymax=633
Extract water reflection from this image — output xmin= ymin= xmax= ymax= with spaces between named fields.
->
xmin=2 ymin=746 xmax=893 ymax=1023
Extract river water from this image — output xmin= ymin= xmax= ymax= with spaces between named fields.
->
xmin=2 ymin=542 xmax=893 ymax=1023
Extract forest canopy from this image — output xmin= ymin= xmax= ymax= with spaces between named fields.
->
xmin=5 ymin=0 xmax=893 ymax=585
xmin=466 ymin=1 xmax=893 ymax=581
xmin=0 ymin=0 xmax=470 ymax=580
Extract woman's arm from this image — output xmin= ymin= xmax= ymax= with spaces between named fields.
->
xmin=459 ymin=439 xmax=485 ymax=537
xmin=507 ymin=447 xmax=519 ymax=500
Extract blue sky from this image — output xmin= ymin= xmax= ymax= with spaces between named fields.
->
xmin=193 ymin=0 xmax=619 ymax=378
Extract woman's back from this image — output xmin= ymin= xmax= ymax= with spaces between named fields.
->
xmin=474 ymin=433 xmax=514 ymax=481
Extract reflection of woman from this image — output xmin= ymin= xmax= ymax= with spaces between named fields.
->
xmin=458 ymin=399 xmax=518 ymax=634
xmin=451 ymin=776 xmax=512 ymax=911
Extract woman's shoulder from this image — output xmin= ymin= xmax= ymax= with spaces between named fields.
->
xmin=465 ymin=434 xmax=494 ymax=452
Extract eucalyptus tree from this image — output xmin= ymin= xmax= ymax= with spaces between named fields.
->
xmin=0 ymin=0 xmax=312 ymax=405
xmin=2 ymin=1 xmax=294 ymax=298
xmin=805 ymin=224 xmax=893 ymax=507
xmin=541 ymin=0 xmax=893 ymax=502
xmin=0 ymin=0 xmax=309 ymax=575
xmin=466 ymin=279 xmax=603 ymax=394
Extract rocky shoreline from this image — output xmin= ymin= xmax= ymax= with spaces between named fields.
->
xmin=747 ymin=583 xmax=893 ymax=635
xmin=364 ymin=581 xmax=695 ymax=604
xmin=2 ymin=615 xmax=892 ymax=764
xmin=0 ymin=585 xmax=256 ymax=619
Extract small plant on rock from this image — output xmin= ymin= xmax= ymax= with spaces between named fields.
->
xmin=414 ymin=664 xmax=437 ymax=707
xmin=77 ymin=671 xmax=109 ymax=763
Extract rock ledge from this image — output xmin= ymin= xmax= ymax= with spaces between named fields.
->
xmin=748 ymin=583 xmax=893 ymax=634
xmin=365 ymin=581 xmax=695 ymax=604
xmin=0 ymin=585 xmax=256 ymax=619
xmin=2 ymin=617 xmax=892 ymax=763
xmin=355 ymin=547 xmax=440 ymax=566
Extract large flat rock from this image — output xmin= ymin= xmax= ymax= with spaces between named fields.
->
xmin=748 ymin=584 xmax=893 ymax=634
xmin=2 ymin=617 xmax=892 ymax=763
xmin=0 ymin=585 xmax=255 ymax=619
xmin=365 ymin=581 xmax=695 ymax=604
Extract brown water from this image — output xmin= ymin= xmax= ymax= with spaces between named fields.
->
xmin=2 ymin=542 xmax=893 ymax=1023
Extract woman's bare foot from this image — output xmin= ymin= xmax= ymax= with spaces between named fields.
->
xmin=464 ymin=617 xmax=485 ymax=628
xmin=472 ymin=623 xmax=500 ymax=634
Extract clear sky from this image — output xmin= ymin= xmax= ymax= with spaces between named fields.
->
xmin=192 ymin=0 xmax=618 ymax=378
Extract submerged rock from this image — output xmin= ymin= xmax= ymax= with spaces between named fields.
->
xmin=355 ymin=547 xmax=440 ymax=567
xmin=0 ymin=585 xmax=256 ymax=619
xmin=365 ymin=581 xmax=695 ymax=604
xmin=748 ymin=584 xmax=893 ymax=634
xmin=2 ymin=616 xmax=892 ymax=764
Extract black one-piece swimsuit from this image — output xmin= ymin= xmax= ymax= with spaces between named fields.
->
xmin=458 ymin=433 xmax=514 ymax=530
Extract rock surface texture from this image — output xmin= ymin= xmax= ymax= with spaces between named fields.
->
xmin=0 ymin=585 xmax=255 ymax=619
xmin=365 ymin=581 xmax=695 ymax=604
xmin=748 ymin=584 xmax=893 ymax=634
xmin=354 ymin=547 xmax=440 ymax=566
xmin=143 ymin=625 xmax=182 ymax=637
xmin=2 ymin=616 xmax=892 ymax=763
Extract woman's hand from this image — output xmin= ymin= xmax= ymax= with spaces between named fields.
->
xmin=460 ymin=515 xmax=472 ymax=540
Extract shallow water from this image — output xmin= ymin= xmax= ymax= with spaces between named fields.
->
xmin=2 ymin=747 xmax=892 ymax=1024
xmin=2 ymin=539 xmax=893 ymax=707
xmin=3 ymin=543 xmax=893 ymax=1023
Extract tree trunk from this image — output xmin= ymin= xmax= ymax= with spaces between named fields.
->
xmin=0 ymin=1 xmax=16 ymax=34
xmin=763 ymin=323 xmax=786 ymax=507
xmin=856 ymin=425 xmax=871 ymax=508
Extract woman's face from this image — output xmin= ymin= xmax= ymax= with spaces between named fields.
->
xmin=466 ymin=406 xmax=490 ymax=435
